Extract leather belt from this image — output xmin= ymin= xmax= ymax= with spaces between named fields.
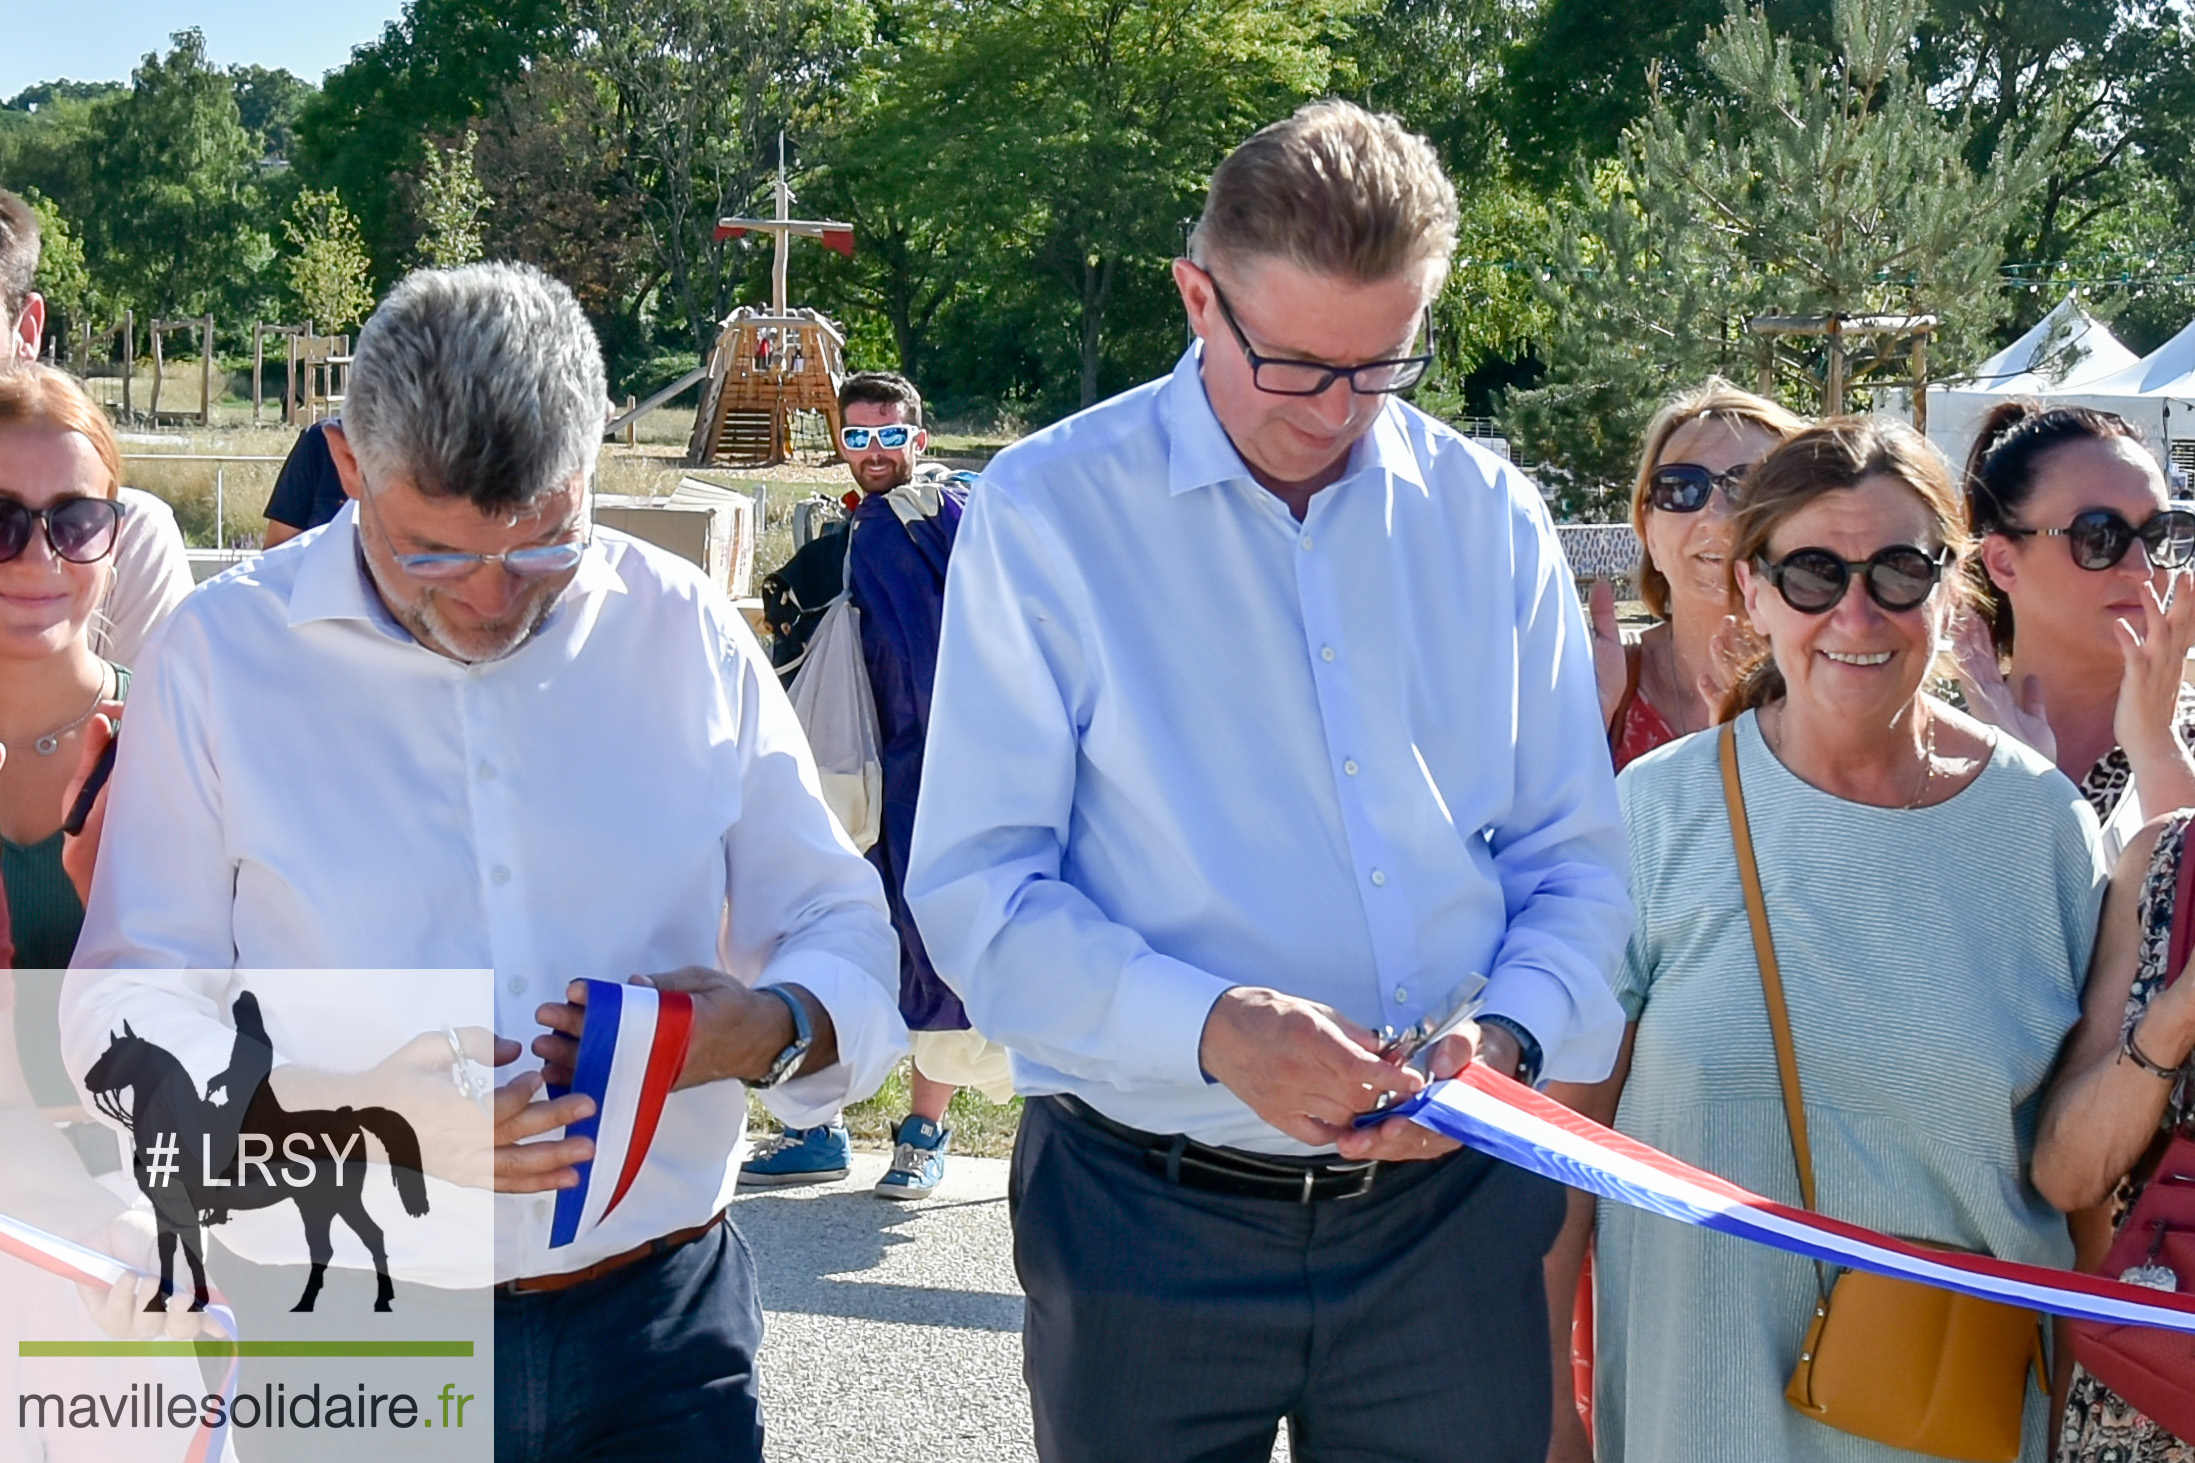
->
xmin=497 ymin=1208 xmax=726 ymax=1296
xmin=1053 ymin=1096 xmax=1388 ymax=1203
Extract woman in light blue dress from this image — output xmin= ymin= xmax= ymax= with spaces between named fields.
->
xmin=1544 ymin=417 xmax=2108 ymax=1463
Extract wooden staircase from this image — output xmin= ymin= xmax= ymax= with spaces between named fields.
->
xmin=687 ymin=308 xmax=846 ymax=468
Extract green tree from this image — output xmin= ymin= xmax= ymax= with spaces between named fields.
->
xmin=229 ymin=65 xmax=314 ymax=162
xmin=22 ymin=189 xmax=92 ymax=344
xmin=415 ymin=131 xmax=488 ymax=267
xmin=1506 ymin=0 xmax=2047 ymax=512
xmin=284 ymin=187 xmax=376 ymax=330
xmin=881 ymin=0 xmax=1353 ymax=410
xmin=73 ymin=31 xmax=275 ymax=321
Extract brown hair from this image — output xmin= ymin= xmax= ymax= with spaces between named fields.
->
xmin=1962 ymin=398 xmax=2148 ymax=654
xmin=838 ymin=370 xmax=923 ymax=427
xmin=1189 ymin=100 xmax=1456 ymax=285
xmin=1629 ymin=379 xmax=1809 ymax=618
xmin=0 ymin=190 xmax=37 ymax=326
xmin=0 ymin=364 xmax=123 ymax=499
xmin=1721 ymin=416 xmax=1972 ymax=718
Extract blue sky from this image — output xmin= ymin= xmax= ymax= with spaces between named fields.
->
xmin=5 ymin=3 xmax=409 ymax=99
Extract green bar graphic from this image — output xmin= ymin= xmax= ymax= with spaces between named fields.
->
xmin=20 ymin=1341 xmax=475 ymax=1358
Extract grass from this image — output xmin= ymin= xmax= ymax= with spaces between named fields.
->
xmin=748 ymin=1056 xmax=1024 ymax=1159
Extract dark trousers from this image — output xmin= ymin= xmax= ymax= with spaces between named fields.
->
xmin=1011 ymin=1095 xmax=1564 ymax=1463
xmin=497 ymin=1214 xmax=766 ymax=1463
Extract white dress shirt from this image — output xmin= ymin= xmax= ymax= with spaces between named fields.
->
xmin=92 ymin=486 xmax=194 ymax=669
xmin=906 ymin=346 xmax=1631 ymax=1153
xmin=65 ymin=503 xmax=904 ymax=1282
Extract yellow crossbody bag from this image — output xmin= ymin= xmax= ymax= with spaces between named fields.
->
xmin=1720 ymin=722 xmax=2045 ymax=1462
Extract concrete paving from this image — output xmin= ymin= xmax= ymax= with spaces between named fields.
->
xmin=737 ymin=1150 xmax=1294 ymax=1463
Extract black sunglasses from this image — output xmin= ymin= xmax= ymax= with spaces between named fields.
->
xmin=1649 ymin=462 xmax=1751 ymax=513
xmin=1205 ymin=275 xmax=1433 ymax=397
xmin=1752 ymin=544 xmax=1951 ymax=615
xmin=0 ymin=496 xmax=123 ymax=565
xmin=1998 ymin=507 xmax=2195 ymax=572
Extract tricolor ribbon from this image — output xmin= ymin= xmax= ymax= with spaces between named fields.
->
xmin=0 ymin=1209 xmax=242 ymax=1462
xmin=548 ymin=980 xmax=693 ymax=1249
xmin=1391 ymin=1065 xmax=2195 ymax=1334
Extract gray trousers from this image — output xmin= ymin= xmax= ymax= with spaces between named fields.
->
xmin=1011 ymin=1095 xmax=1566 ymax=1463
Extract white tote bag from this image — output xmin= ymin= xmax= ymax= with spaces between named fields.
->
xmin=786 ymin=594 xmax=884 ymax=852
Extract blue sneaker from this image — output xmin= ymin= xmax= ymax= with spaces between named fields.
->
xmin=738 ymin=1122 xmax=851 ymax=1187
xmin=873 ymin=1115 xmax=951 ymax=1200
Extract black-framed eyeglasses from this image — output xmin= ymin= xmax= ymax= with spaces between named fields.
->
xmin=1204 ymin=275 xmax=1433 ymax=396
xmin=1752 ymin=544 xmax=1951 ymax=614
xmin=0 ymin=495 xmax=123 ymax=565
xmin=1997 ymin=507 xmax=2195 ymax=572
xmin=1649 ymin=462 xmax=1751 ymax=514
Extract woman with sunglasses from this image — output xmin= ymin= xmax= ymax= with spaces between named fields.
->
xmin=1957 ymin=401 xmax=2195 ymax=860
xmin=0 ymin=366 xmax=129 ymax=973
xmin=1597 ymin=381 xmax=1806 ymax=770
xmin=1546 ymin=418 xmax=2104 ymax=1463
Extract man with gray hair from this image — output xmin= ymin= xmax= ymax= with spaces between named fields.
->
xmin=907 ymin=101 xmax=1630 ymax=1459
xmin=67 ymin=262 xmax=904 ymax=1461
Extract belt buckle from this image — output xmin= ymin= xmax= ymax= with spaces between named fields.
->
xmin=1311 ymin=1159 xmax=1380 ymax=1203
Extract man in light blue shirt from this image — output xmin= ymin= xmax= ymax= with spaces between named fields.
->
xmin=907 ymin=101 xmax=1630 ymax=1462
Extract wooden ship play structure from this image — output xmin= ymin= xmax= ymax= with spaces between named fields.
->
xmin=609 ymin=149 xmax=855 ymax=468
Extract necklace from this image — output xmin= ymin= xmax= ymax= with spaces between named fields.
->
xmin=2 ymin=664 xmax=110 ymax=759
xmin=1763 ymin=701 xmax=1938 ymax=808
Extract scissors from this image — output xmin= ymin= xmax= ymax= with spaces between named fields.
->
xmin=444 ymin=1025 xmax=491 ymax=1110
xmin=1370 ymin=973 xmax=1488 ymax=1108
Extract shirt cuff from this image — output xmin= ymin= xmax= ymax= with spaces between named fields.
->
xmin=752 ymin=949 xmax=909 ymax=1129
xmin=1476 ymin=967 xmax=1569 ymax=1077
xmin=1115 ymin=950 xmax=1236 ymax=1090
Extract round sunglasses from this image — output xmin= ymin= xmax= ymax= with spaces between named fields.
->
xmin=1997 ymin=507 xmax=2195 ymax=572
xmin=0 ymin=496 xmax=123 ymax=565
xmin=1752 ymin=544 xmax=1951 ymax=615
xmin=1648 ymin=461 xmax=1750 ymax=513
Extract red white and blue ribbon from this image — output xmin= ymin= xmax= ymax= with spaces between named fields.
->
xmin=1393 ymin=1065 xmax=2195 ymax=1334
xmin=548 ymin=980 xmax=693 ymax=1249
xmin=0 ymin=1208 xmax=242 ymax=1462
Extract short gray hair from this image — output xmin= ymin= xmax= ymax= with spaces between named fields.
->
xmin=346 ymin=262 xmax=606 ymax=511
xmin=1189 ymin=100 xmax=1457 ymax=286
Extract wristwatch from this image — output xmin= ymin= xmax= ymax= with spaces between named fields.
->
xmin=1476 ymin=1014 xmax=1544 ymax=1087
xmin=752 ymin=986 xmax=813 ymax=1089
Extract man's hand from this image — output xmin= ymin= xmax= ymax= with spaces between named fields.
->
xmin=491 ymin=1037 xmax=595 ymax=1194
xmin=271 ymin=1026 xmax=502 ymax=1190
xmin=1197 ymin=987 xmax=1424 ymax=1149
xmin=77 ymin=1210 xmax=223 ymax=1342
xmin=532 ymin=969 xmax=839 ymax=1092
xmin=1332 ymin=1019 xmax=1521 ymax=1162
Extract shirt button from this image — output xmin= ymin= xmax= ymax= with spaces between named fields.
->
xmin=1370 ymin=869 xmax=1387 ymax=887
xmin=1343 ymin=759 xmax=1359 ymax=776
xmin=1395 ymin=987 xmax=1409 ymax=1004
xmin=477 ymin=761 xmax=498 ymax=781
xmin=507 ymin=976 xmax=527 ymax=995
xmin=1301 ymin=534 xmax=1314 ymax=550
xmin=1320 ymin=645 xmax=1336 ymax=662
xmin=490 ymin=865 xmax=512 ymax=885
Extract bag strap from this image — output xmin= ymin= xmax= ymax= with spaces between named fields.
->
xmin=1608 ymin=641 xmax=1643 ymax=745
xmin=2167 ymin=819 xmax=2195 ymax=991
xmin=1720 ymin=720 xmax=1820 ymax=1214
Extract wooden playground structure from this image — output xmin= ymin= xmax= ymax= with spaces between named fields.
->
xmin=1749 ymin=312 xmax=1939 ymax=428
xmin=606 ymin=142 xmax=857 ymax=468
xmin=70 ymin=314 xmax=347 ymax=427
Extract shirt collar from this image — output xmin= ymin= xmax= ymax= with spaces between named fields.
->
xmin=1160 ymin=342 xmax=1429 ymax=499
xmin=286 ymin=498 xmax=627 ymax=637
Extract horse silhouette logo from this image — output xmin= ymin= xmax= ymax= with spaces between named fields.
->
xmin=82 ymin=990 xmax=429 ymax=1314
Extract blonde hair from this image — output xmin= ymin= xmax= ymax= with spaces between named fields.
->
xmin=0 ymin=364 xmax=121 ymax=498
xmin=1630 ymin=379 xmax=1807 ymax=618
xmin=1721 ymin=416 xmax=1973 ymax=718
xmin=1189 ymin=100 xmax=1456 ymax=285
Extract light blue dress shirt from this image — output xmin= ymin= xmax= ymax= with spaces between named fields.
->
xmin=906 ymin=347 xmax=1631 ymax=1152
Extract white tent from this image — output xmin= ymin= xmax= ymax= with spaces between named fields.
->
xmin=2051 ymin=314 xmax=2195 ymax=483
xmin=1912 ymin=293 xmax=2141 ymax=468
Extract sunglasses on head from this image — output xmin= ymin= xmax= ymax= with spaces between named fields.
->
xmin=1998 ymin=507 xmax=2195 ymax=572
xmin=0 ymin=496 xmax=123 ymax=565
xmin=1752 ymin=544 xmax=1951 ymax=615
xmin=839 ymin=424 xmax=918 ymax=451
xmin=1649 ymin=462 xmax=1750 ymax=513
